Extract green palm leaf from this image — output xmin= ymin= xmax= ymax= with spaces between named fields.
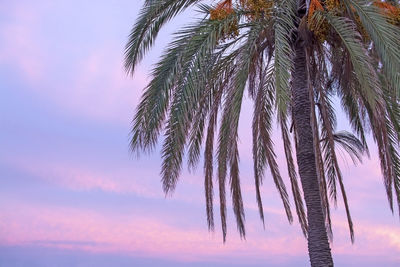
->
xmin=343 ymin=0 xmax=400 ymax=95
xmin=125 ymin=0 xmax=200 ymax=74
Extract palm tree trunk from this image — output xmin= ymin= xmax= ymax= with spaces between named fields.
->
xmin=292 ymin=43 xmax=334 ymax=266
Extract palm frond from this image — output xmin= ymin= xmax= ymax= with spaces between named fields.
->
xmin=365 ymin=92 xmax=400 ymax=216
xmin=317 ymin=84 xmax=355 ymax=242
xmin=125 ymin=0 xmax=200 ymax=74
xmin=332 ymin=131 xmax=366 ymax=165
xmin=217 ymin=23 xmax=264 ymax=241
xmin=204 ymin=112 xmax=217 ymax=231
xmin=381 ymin=75 xmax=400 ymax=145
xmin=281 ymin=115 xmax=308 ymax=237
xmin=274 ymin=0 xmax=296 ymax=115
xmin=344 ymin=0 xmax=400 ymax=95
xmin=162 ymin=18 xmax=240 ymax=193
xmin=252 ymin=65 xmax=268 ymax=226
xmin=131 ymin=13 xmax=243 ymax=193
xmin=252 ymin=61 xmax=294 ymax=228
xmin=339 ymin=88 xmax=371 ymax=156
xmin=230 ymin=143 xmax=246 ymax=238
xmin=187 ymin=50 xmax=225 ymax=171
xmin=329 ymin=43 xmax=371 ymax=157
xmin=317 ymin=87 xmax=338 ymax=203
xmin=368 ymin=103 xmax=396 ymax=210
xmin=202 ymin=59 xmax=234 ymax=232
xmin=325 ymin=13 xmax=381 ymax=108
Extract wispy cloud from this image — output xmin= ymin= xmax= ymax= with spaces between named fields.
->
xmin=1 ymin=201 xmax=400 ymax=265
xmin=0 ymin=202 xmax=307 ymax=264
xmin=3 ymin=156 xmax=162 ymax=198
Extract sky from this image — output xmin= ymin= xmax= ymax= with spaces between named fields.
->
xmin=1 ymin=0 xmax=400 ymax=266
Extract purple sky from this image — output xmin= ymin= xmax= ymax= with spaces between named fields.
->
xmin=1 ymin=0 xmax=400 ymax=266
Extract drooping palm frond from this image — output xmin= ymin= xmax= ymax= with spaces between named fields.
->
xmin=274 ymin=0 xmax=296 ymax=116
xmin=317 ymin=83 xmax=356 ymax=242
xmin=332 ymin=131 xmax=366 ymax=165
xmin=253 ymin=62 xmax=294 ymax=227
xmin=199 ymin=58 xmax=235 ymax=231
xmin=381 ymin=75 xmax=400 ymax=146
xmin=125 ymin=0 xmax=200 ymax=74
xmin=325 ymin=13 xmax=381 ymax=109
xmin=364 ymin=100 xmax=397 ymax=210
xmin=343 ymin=0 xmax=400 ymax=95
xmin=131 ymin=13 xmax=244 ymax=193
xmin=387 ymin=129 xmax=400 ymax=216
xmin=130 ymin=36 xmax=187 ymax=154
xmin=316 ymin=86 xmax=339 ymax=203
xmin=359 ymin=77 xmax=400 ymax=215
xmin=217 ymin=22 xmax=265 ymax=241
xmin=329 ymin=44 xmax=371 ymax=157
xmin=204 ymin=111 xmax=217 ymax=231
xmin=187 ymin=36 xmax=236 ymax=171
xmin=248 ymin=20 xmax=296 ymax=228
xmin=252 ymin=62 xmax=269 ymax=226
xmin=380 ymin=79 xmax=400 ymax=215
xmin=281 ymin=115 xmax=308 ymax=237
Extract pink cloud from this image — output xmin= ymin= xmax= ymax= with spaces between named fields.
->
xmin=330 ymin=218 xmax=400 ymax=262
xmin=2 ymin=152 xmax=400 ymax=264
xmin=1 ymin=201 xmax=400 ymax=264
xmin=2 ymin=153 xmax=231 ymax=210
xmin=3 ymin=154 xmax=286 ymax=217
xmin=0 ymin=202 xmax=307 ymax=263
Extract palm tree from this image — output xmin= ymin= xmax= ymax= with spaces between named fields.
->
xmin=125 ymin=0 xmax=400 ymax=265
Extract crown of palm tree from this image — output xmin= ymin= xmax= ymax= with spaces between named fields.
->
xmin=125 ymin=0 xmax=400 ymax=252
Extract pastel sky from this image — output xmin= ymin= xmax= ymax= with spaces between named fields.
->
xmin=1 ymin=0 xmax=399 ymax=266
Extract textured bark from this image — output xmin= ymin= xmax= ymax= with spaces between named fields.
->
xmin=292 ymin=44 xmax=334 ymax=266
